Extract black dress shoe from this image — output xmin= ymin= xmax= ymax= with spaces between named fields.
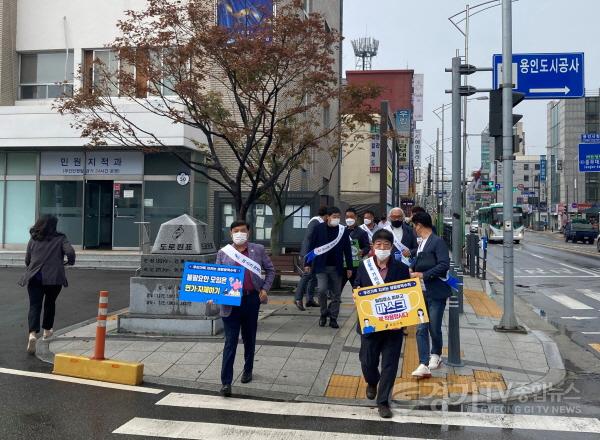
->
xmin=377 ymin=404 xmax=393 ymax=419
xmin=241 ymin=371 xmax=253 ymax=383
xmin=220 ymin=384 xmax=232 ymax=397
xmin=305 ymin=300 xmax=319 ymax=307
xmin=366 ymin=384 xmax=377 ymax=400
xmin=329 ymin=319 xmax=339 ymax=329
xmin=295 ymin=300 xmax=306 ymax=311
xmin=319 ymin=316 xmax=327 ymax=327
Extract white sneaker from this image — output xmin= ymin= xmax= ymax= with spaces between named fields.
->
xmin=27 ymin=334 xmax=37 ymax=354
xmin=428 ymin=354 xmax=442 ymax=370
xmin=42 ymin=329 xmax=54 ymax=340
xmin=411 ymin=363 xmax=432 ymax=378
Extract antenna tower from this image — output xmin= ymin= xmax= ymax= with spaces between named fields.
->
xmin=351 ymin=37 xmax=379 ymax=70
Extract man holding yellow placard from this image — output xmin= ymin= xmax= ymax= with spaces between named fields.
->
xmin=353 ymin=229 xmax=428 ymax=419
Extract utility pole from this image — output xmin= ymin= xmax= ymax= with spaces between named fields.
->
xmin=379 ymin=101 xmax=389 ymax=216
xmin=495 ymin=0 xmax=525 ymax=333
xmin=451 ymin=56 xmax=462 ymax=265
xmin=436 ymin=128 xmax=440 ymax=222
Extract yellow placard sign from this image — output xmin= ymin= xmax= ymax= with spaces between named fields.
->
xmin=354 ymin=278 xmax=429 ymax=334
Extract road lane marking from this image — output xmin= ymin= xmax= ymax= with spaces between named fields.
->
xmin=528 ymin=253 xmax=545 ymax=259
xmin=155 ymin=393 xmax=600 ymax=433
xmin=113 ymin=418 xmax=425 ymax=439
xmin=0 ymin=367 xmax=163 ymax=394
xmin=581 ymin=332 xmax=600 ymax=335
xmin=550 ymin=295 xmax=594 ymax=310
xmin=559 ymin=263 xmax=600 ymax=277
xmin=560 ymin=317 xmax=597 ymax=320
xmin=577 ymin=289 xmax=600 ymax=304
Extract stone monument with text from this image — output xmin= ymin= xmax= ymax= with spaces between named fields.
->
xmin=118 ymin=214 xmax=221 ymax=336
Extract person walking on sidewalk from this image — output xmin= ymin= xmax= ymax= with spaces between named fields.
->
xmin=215 ymin=220 xmax=275 ymax=397
xmin=341 ymin=207 xmax=370 ymax=291
xmin=19 ymin=214 xmax=76 ymax=354
xmin=386 ymin=207 xmax=418 ymax=261
xmin=409 ymin=212 xmax=451 ymax=379
xmin=304 ymin=206 xmax=353 ymax=329
xmin=353 ymin=229 xmax=410 ymax=419
xmin=294 ymin=206 xmax=328 ymax=311
xmin=359 ymin=210 xmax=379 ymax=244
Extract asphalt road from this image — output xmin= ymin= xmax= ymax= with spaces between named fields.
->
xmin=2 ymin=263 xmax=600 ymax=439
xmin=485 ymin=231 xmax=600 ymax=359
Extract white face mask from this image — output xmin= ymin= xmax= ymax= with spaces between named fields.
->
xmin=374 ymin=249 xmax=391 ymax=261
xmin=329 ymin=218 xmax=340 ymax=227
xmin=345 ymin=218 xmax=356 ymax=226
xmin=232 ymin=232 xmax=248 ymax=245
xmin=363 ymin=218 xmax=372 ymax=226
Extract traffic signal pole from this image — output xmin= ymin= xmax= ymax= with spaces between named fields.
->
xmin=451 ymin=56 xmax=462 ymax=265
xmin=495 ymin=0 xmax=526 ymax=333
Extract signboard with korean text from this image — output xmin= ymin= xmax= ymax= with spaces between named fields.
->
xmin=540 ymin=155 xmax=547 ymax=181
xmin=493 ymin=52 xmax=584 ymax=99
xmin=398 ymin=139 xmax=409 ymax=164
xmin=41 ymin=151 xmax=143 ymax=176
xmin=581 ymin=133 xmax=600 ymax=143
xmin=370 ymin=126 xmax=380 ymax=173
xmin=413 ymin=129 xmax=422 ymax=168
xmin=398 ymin=166 xmax=409 ymax=196
xmin=179 ymin=262 xmax=244 ymax=306
xmin=395 ymin=110 xmax=412 ymax=136
xmin=354 ymin=279 xmax=429 ymax=335
xmin=578 ymin=143 xmax=600 ymax=172
xmin=412 ymin=74 xmax=424 ymax=121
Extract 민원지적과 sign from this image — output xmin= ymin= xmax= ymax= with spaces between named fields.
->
xmin=179 ymin=262 xmax=245 ymax=306
xmin=354 ymin=279 xmax=429 ymax=334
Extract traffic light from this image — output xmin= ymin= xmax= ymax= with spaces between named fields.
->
xmin=489 ymin=89 xmax=525 ymax=137
xmin=479 ymin=180 xmax=495 ymax=191
xmin=494 ymin=134 xmax=523 ymax=161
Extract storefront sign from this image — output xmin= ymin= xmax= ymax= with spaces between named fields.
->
xmin=395 ymin=110 xmax=412 ymax=136
xmin=179 ymin=262 xmax=244 ymax=306
xmin=41 ymin=151 xmax=143 ymax=176
xmin=354 ymin=279 xmax=428 ymax=334
xmin=370 ymin=128 xmax=380 ymax=173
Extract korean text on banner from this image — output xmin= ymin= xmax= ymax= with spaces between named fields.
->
xmin=354 ymin=279 xmax=429 ymax=335
xmin=179 ymin=262 xmax=245 ymax=306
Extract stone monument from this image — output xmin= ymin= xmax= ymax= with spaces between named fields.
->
xmin=118 ymin=214 xmax=222 ymax=336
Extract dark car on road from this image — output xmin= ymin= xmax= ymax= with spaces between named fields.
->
xmin=564 ymin=221 xmax=596 ymax=244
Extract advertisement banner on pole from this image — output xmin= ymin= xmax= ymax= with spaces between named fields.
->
xmin=540 ymin=155 xmax=547 ymax=181
xmin=412 ymin=74 xmax=424 ymax=121
xmin=398 ymin=166 xmax=409 ymax=195
xmin=370 ymin=126 xmax=380 ymax=173
xmin=398 ymin=139 xmax=409 ymax=164
xmin=395 ymin=110 xmax=412 ymax=136
xmin=414 ymin=129 xmax=422 ymax=168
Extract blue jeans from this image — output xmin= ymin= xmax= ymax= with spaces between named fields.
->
xmin=416 ymin=297 xmax=447 ymax=365
xmin=294 ymin=271 xmax=316 ymax=302
xmin=221 ymin=292 xmax=260 ymax=385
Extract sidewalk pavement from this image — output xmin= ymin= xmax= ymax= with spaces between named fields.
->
xmin=39 ymin=275 xmax=566 ymax=406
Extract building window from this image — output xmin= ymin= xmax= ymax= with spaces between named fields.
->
xmin=253 ymin=204 xmax=273 ymax=240
xmin=523 ymin=164 xmax=529 ymax=171
xmin=222 ymin=203 xmax=237 ymax=242
xmin=285 ymin=205 xmax=311 ymax=229
xmin=524 ymin=175 xmax=529 ymax=182
xmin=19 ymin=51 xmax=74 ymax=99
xmin=148 ymin=49 xmax=179 ymax=97
xmin=303 ymin=0 xmax=311 ymax=16
xmin=40 ymin=181 xmax=84 ymax=245
xmin=534 ymin=175 xmax=539 ymax=183
xmin=7 ymin=152 xmax=37 ymax=175
xmin=5 ymin=181 xmax=36 ymax=244
xmin=535 ymin=163 xmax=540 ymax=170
xmin=84 ymin=49 xmax=120 ymax=96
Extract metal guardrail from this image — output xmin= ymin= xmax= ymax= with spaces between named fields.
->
xmin=464 ymin=233 xmax=487 ymax=280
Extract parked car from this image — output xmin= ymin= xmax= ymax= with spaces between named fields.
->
xmin=564 ymin=221 xmax=596 ymax=244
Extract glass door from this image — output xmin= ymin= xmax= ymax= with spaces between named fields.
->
xmin=84 ymin=181 xmax=113 ymax=249
xmin=113 ymin=182 xmax=142 ymax=249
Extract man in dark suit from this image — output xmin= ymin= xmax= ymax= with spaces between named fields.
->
xmin=387 ymin=207 xmax=418 ymax=259
xmin=353 ymin=229 xmax=411 ymax=419
xmin=294 ymin=206 xmax=328 ymax=310
xmin=304 ymin=206 xmax=353 ymax=329
xmin=409 ymin=211 xmax=451 ymax=379
xmin=340 ymin=207 xmax=371 ymax=291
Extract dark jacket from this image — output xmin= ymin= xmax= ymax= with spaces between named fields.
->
xmin=412 ymin=233 xmax=451 ymax=300
xmin=389 ymin=223 xmax=418 ymax=255
xmin=305 ymin=223 xmax=353 ymax=275
xmin=348 ymin=226 xmax=371 ymax=258
xmin=19 ymin=234 xmax=76 ymax=287
xmin=300 ymin=217 xmax=323 ymax=257
xmin=353 ymin=257 xmax=411 ymax=335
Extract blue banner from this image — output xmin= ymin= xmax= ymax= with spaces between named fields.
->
xmin=579 ymin=143 xmax=600 ymax=172
xmin=179 ymin=262 xmax=245 ymax=306
xmin=395 ymin=110 xmax=412 ymax=136
xmin=540 ymin=156 xmax=547 ymax=182
xmin=217 ymin=0 xmax=273 ymax=29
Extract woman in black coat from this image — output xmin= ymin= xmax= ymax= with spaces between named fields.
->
xmin=19 ymin=215 xmax=75 ymax=354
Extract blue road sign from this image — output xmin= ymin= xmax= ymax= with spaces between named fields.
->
xmin=579 ymin=143 xmax=600 ymax=172
xmin=493 ymin=53 xmax=584 ymax=99
xmin=495 ymin=183 xmax=502 ymax=190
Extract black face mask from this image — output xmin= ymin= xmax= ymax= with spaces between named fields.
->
xmin=391 ymin=220 xmax=403 ymax=228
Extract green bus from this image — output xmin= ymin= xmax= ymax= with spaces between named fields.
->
xmin=477 ymin=203 xmax=525 ymax=243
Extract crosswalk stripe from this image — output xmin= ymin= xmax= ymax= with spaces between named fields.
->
xmin=155 ymin=393 xmax=600 ymax=433
xmin=577 ymin=289 xmax=600 ymax=304
xmin=549 ymin=294 xmax=594 ymax=310
xmin=113 ymin=418 xmax=424 ymax=439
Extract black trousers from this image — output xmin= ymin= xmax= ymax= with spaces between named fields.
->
xmin=359 ymin=329 xmax=404 ymax=405
xmin=221 ymin=291 xmax=260 ymax=385
xmin=27 ymin=277 xmax=62 ymax=334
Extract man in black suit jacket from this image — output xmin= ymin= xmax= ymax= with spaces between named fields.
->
xmin=353 ymin=229 xmax=411 ymax=419
xmin=387 ymin=207 xmax=418 ymax=259
xmin=304 ymin=206 xmax=353 ymax=329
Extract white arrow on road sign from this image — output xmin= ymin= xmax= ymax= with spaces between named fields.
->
xmin=560 ymin=316 xmax=598 ymax=320
xmin=530 ymin=86 xmax=571 ymax=95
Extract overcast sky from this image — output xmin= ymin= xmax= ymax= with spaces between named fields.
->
xmin=343 ymin=0 xmax=600 ymax=174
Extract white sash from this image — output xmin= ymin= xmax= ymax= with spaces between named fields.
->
xmin=385 ymin=225 xmax=410 ymax=253
xmin=360 ymin=224 xmax=374 ymax=242
xmin=309 ymin=216 xmax=325 ymax=224
xmin=364 ymin=257 xmax=385 ymax=286
xmin=222 ymin=244 xmax=262 ymax=277
xmin=312 ymin=225 xmax=346 ymax=257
